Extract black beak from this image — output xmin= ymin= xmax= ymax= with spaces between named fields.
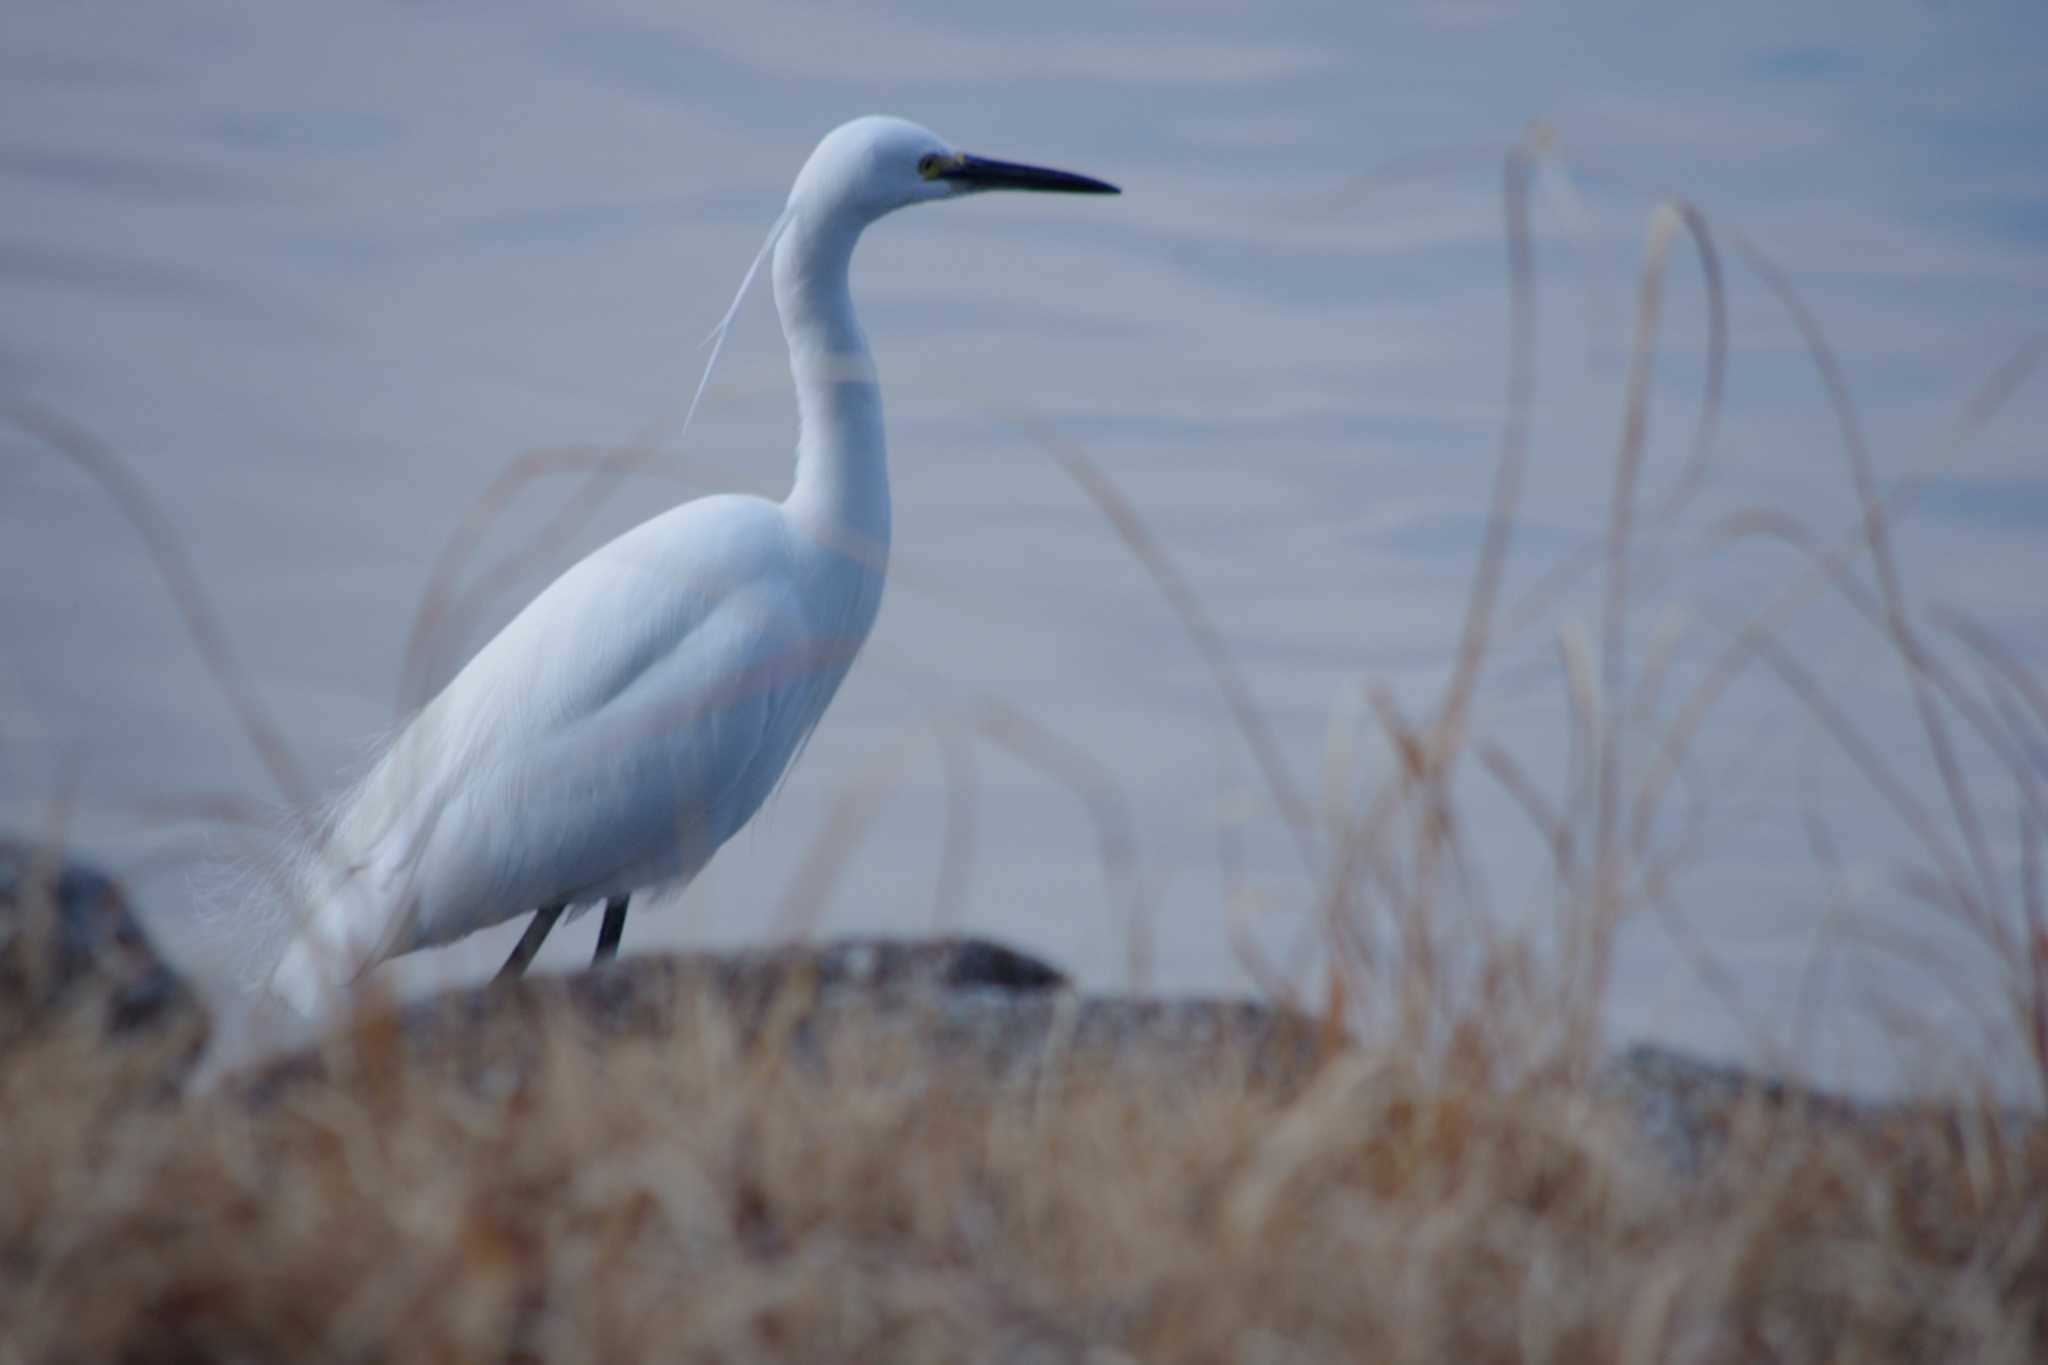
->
xmin=941 ymin=154 xmax=1119 ymax=195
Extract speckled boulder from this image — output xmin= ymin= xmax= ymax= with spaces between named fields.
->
xmin=0 ymin=839 xmax=209 ymax=1098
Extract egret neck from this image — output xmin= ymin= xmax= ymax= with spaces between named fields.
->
xmin=775 ymin=208 xmax=891 ymax=567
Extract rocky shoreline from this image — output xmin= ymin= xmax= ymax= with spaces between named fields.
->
xmin=9 ymin=840 xmax=2048 ymax=1362
xmin=5 ymin=840 xmax=2036 ymax=1174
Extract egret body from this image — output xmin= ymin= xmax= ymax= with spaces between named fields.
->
xmin=271 ymin=116 xmax=1116 ymax=1013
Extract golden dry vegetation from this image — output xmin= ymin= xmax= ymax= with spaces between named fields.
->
xmin=2 ymin=939 xmax=2044 ymax=1364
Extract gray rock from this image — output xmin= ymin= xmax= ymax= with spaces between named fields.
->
xmin=239 ymin=932 xmax=2048 ymax=1182
xmin=243 ymin=937 xmax=1323 ymax=1101
xmin=1595 ymin=1041 xmax=2042 ymax=1176
xmin=0 ymin=838 xmax=209 ymax=1098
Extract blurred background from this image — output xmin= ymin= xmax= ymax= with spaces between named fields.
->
xmin=4 ymin=0 xmax=2045 ymax=1091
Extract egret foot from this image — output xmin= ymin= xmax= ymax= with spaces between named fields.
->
xmin=594 ymin=895 xmax=629 ymax=965
xmin=496 ymin=903 xmax=565 ymax=980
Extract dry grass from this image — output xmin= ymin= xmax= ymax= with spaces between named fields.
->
xmin=1 ymin=959 xmax=2044 ymax=1363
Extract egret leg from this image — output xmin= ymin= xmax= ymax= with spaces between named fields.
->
xmin=496 ymin=903 xmax=565 ymax=980
xmin=594 ymin=895 xmax=630 ymax=964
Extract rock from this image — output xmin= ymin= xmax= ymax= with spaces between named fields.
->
xmin=0 ymin=838 xmax=209 ymax=1098
xmin=1594 ymin=1041 xmax=2041 ymax=1176
xmin=242 ymin=937 xmax=1324 ymax=1102
xmin=237 ymin=932 xmax=2047 ymax=1178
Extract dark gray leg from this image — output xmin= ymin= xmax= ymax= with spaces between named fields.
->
xmin=594 ymin=895 xmax=629 ymax=964
xmin=496 ymin=902 xmax=565 ymax=980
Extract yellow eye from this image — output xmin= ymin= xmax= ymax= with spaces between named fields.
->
xmin=917 ymin=153 xmax=943 ymax=179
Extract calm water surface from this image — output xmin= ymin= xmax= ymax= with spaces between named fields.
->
xmin=5 ymin=0 xmax=2047 ymax=1090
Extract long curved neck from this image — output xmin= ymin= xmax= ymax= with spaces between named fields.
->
xmin=773 ymin=205 xmax=891 ymax=559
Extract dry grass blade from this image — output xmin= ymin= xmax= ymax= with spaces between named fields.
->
xmin=2 ymin=401 xmax=315 ymax=824
xmin=1288 ymin=142 xmax=1509 ymax=219
xmin=1791 ymin=737 xmax=1857 ymax=1064
xmin=765 ymin=724 xmax=929 ymax=941
xmin=1933 ymin=607 xmax=2048 ymax=741
xmin=1933 ymin=609 xmax=2048 ymax=1085
xmin=1934 ymin=619 xmax=2048 ymax=853
xmin=1693 ymin=603 xmax=1996 ymax=954
xmin=1642 ymin=880 xmax=1788 ymax=1069
xmin=1711 ymin=507 xmax=2035 ymax=803
xmin=1499 ymin=194 xmax=1731 ymax=643
xmin=1668 ymin=329 xmax=2044 ymax=953
xmin=964 ymin=696 xmax=1149 ymax=980
xmin=766 ymin=695 xmax=1144 ymax=972
xmin=1723 ymin=227 xmax=2002 ymax=941
xmin=1216 ymin=763 xmax=1301 ymax=1007
xmin=394 ymin=440 xmax=683 ymax=713
xmin=1429 ymin=141 xmax=1536 ymax=770
xmin=1479 ymin=741 xmax=1568 ymax=864
xmin=1633 ymin=329 xmax=2047 ymax=889
xmin=1582 ymin=203 xmax=1685 ymax=1034
xmin=1016 ymin=420 xmax=1319 ymax=874
xmin=1654 ymin=201 xmax=1729 ymax=519
xmin=927 ymin=727 xmax=980 ymax=934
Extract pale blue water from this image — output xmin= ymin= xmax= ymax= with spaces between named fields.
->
xmin=5 ymin=0 xmax=2046 ymax=1092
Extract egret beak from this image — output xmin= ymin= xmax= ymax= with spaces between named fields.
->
xmin=940 ymin=154 xmax=1119 ymax=195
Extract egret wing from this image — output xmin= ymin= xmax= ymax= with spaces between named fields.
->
xmin=383 ymin=582 xmax=825 ymax=955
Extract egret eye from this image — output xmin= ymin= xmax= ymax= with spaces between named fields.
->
xmin=917 ymin=152 xmax=943 ymax=179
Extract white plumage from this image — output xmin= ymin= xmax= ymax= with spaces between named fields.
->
xmin=272 ymin=115 xmax=1117 ymax=1013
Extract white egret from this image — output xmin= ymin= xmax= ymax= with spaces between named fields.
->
xmin=271 ymin=115 xmax=1117 ymax=1014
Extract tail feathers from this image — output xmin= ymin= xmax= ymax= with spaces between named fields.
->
xmin=269 ymin=932 xmax=348 ymax=1019
xmin=268 ymin=855 xmax=412 ymax=1019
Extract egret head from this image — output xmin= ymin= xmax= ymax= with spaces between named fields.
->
xmin=788 ymin=115 xmax=1118 ymax=226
